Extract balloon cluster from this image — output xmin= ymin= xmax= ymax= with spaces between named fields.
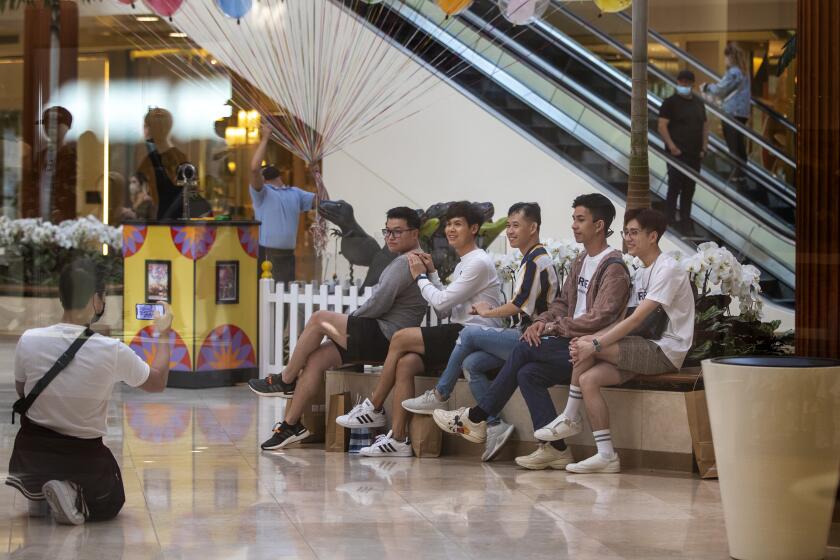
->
xmin=134 ymin=0 xmax=631 ymax=25
xmin=137 ymin=0 xmax=252 ymax=22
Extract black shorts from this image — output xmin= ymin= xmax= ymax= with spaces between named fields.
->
xmin=420 ymin=323 xmax=464 ymax=370
xmin=337 ymin=316 xmax=390 ymax=364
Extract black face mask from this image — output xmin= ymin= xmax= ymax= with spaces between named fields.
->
xmin=90 ymin=294 xmax=106 ymax=325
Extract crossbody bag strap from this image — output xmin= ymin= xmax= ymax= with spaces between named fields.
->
xmin=11 ymin=327 xmax=94 ymax=424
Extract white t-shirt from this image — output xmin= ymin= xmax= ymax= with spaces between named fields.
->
xmin=573 ymin=247 xmax=612 ymax=319
xmin=417 ymin=248 xmax=503 ymax=327
xmin=14 ymin=323 xmax=151 ymax=439
xmin=628 ymin=253 xmax=695 ymax=369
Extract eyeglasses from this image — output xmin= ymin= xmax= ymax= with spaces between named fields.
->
xmin=621 ymin=228 xmax=643 ymax=239
xmin=381 ymin=228 xmax=416 ymax=239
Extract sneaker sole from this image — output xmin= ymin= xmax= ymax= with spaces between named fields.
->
xmin=359 ymin=449 xmax=413 ymax=458
xmin=248 ymin=384 xmax=294 ymax=398
xmin=401 ymin=404 xmax=446 ymax=415
xmin=42 ymin=481 xmax=84 ymax=525
xmin=533 ymin=425 xmax=582 ymax=442
xmin=565 ymin=462 xmax=621 ymax=474
xmin=514 ymin=457 xmax=573 ymax=470
xmin=336 ymin=418 xmax=386 ymax=429
xmin=432 ymin=413 xmax=485 ymax=443
xmin=261 ymin=429 xmax=311 ymax=450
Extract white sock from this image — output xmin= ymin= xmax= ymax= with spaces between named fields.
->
xmin=562 ymin=385 xmax=583 ymax=419
xmin=593 ymin=429 xmax=615 ymax=458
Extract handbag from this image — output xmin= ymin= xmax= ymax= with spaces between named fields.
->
xmin=626 ymin=256 xmax=669 ymax=340
xmin=11 ymin=327 xmax=94 ymax=424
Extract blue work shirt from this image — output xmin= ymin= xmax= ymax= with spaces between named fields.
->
xmin=249 ymin=184 xmax=315 ymax=250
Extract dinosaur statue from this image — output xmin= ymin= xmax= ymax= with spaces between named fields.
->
xmin=319 ymin=200 xmax=396 ymax=288
xmin=320 ymin=200 xmax=509 ymax=286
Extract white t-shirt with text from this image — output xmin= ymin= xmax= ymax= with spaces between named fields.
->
xmin=573 ymin=247 xmax=613 ymax=319
xmin=627 ymin=253 xmax=695 ymax=368
xmin=14 ymin=323 xmax=151 ymax=439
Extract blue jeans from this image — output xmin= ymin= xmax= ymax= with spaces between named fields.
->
xmin=435 ymin=326 xmax=521 ymax=424
xmin=478 ymin=337 xmax=573 ymax=441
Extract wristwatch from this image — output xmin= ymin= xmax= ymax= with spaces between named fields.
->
xmin=415 ymin=273 xmax=428 ymax=282
xmin=592 ymin=338 xmax=602 ymax=352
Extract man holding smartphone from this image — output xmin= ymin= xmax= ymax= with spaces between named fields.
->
xmin=6 ymin=259 xmax=175 ymax=525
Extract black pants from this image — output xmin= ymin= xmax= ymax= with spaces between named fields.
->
xmin=259 ymin=246 xmax=296 ymax=284
xmin=666 ymin=151 xmax=703 ymax=225
xmin=5 ymin=418 xmax=125 ymax=522
xmin=722 ymin=116 xmax=750 ymax=180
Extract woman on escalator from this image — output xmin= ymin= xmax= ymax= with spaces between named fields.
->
xmin=702 ymin=43 xmax=752 ymax=183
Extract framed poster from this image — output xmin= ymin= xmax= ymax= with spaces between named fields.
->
xmin=145 ymin=260 xmax=171 ymax=303
xmin=216 ymin=261 xmax=239 ymax=304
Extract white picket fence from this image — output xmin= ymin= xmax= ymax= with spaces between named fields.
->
xmin=258 ymin=279 xmax=442 ymax=375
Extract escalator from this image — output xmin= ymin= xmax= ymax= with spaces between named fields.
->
xmin=339 ymin=0 xmax=795 ymax=306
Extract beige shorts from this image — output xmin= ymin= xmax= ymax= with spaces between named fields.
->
xmin=617 ymin=336 xmax=677 ymax=382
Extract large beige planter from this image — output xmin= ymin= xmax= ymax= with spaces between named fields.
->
xmin=703 ymin=356 xmax=840 ymax=560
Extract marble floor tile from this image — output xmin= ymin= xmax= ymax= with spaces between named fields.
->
xmin=0 ymin=346 xmax=838 ymax=560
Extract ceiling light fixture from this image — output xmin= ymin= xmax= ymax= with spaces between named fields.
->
xmin=136 ymin=15 xmax=159 ymax=22
xmin=169 ymin=32 xmax=188 ymax=38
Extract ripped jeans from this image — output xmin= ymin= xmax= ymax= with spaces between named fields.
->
xmin=435 ymin=325 xmax=522 ymax=424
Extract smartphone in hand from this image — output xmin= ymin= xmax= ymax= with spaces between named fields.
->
xmin=136 ymin=303 xmax=165 ymax=321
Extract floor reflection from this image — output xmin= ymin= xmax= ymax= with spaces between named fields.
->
xmin=0 ymin=383 xmax=837 ymax=559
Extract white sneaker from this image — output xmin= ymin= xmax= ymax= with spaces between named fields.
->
xmin=482 ymin=421 xmax=515 ymax=462
xmin=336 ymin=398 xmax=386 ymax=428
xmin=433 ymin=407 xmax=487 ymax=443
xmin=565 ymin=452 xmax=621 ymax=474
xmin=359 ymin=431 xmax=413 ymax=457
xmin=514 ymin=443 xmax=574 ymax=470
xmin=42 ymin=480 xmax=86 ymax=525
xmin=534 ymin=413 xmax=582 ymax=442
xmin=401 ymin=389 xmax=449 ymax=415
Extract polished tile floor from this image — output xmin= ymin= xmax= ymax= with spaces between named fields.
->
xmin=1 ymin=345 xmax=838 ymax=559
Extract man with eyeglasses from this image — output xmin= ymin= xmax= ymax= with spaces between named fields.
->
xmin=334 ymin=201 xmax=502 ymax=457
xmin=252 ymin=207 xmax=428 ymax=451
xmin=433 ymin=194 xmax=631 ymax=470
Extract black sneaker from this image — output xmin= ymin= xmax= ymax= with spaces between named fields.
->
xmin=261 ymin=422 xmax=311 ymax=450
xmin=248 ymin=374 xmax=296 ymax=398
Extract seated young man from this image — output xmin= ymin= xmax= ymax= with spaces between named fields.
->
xmin=401 ymin=202 xmax=558 ymax=462
xmin=252 ymin=207 xmax=428 ymax=450
xmin=433 ymin=193 xmax=631 ymax=470
xmin=335 ymin=201 xmax=503 ymax=457
xmin=6 ymin=260 xmax=174 ymax=525
xmin=535 ymin=208 xmax=694 ymax=473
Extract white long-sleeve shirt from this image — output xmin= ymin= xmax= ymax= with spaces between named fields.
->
xmin=417 ymin=248 xmax=503 ymax=327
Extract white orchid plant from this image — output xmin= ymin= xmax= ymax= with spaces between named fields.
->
xmin=0 ymin=216 xmax=123 ymax=288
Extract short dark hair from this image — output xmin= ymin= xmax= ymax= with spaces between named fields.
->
xmin=624 ymin=208 xmax=668 ymax=243
xmin=144 ymin=108 xmax=173 ymax=137
xmin=261 ymin=165 xmax=281 ymax=181
xmin=508 ymin=202 xmax=541 ymax=227
xmin=444 ymin=201 xmax=484 ymax=228
xmin=676 ymin=70 xmax=696 ymax=83
xmin=386 ymin=206 xmax=421 ymax=230
xmin=58 ymin=259 xmax=103 ymax=311
xmin=572 ymin=193 xmax=616 ymax=238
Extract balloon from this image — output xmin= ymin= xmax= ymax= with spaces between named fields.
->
xmin=497 ymin=0 xmax=550 ymax=25
xmin=142 ymin=0 xmax=183 ymax=20
xmin=216 ymin=0 xmax=253 ymax=22
xmin=117 ymin=0 xmax=136 ymax=7
xmin=593 ymin=0 xmax=632 ymax=14
xmin=436 ymin=0 xmax=474 ymax=17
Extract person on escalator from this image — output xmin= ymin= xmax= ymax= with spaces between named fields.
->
xmin=658 ymin=70 xmax=708 ymax=232
xmin=702 ymin=43 xmax=752 ymax=184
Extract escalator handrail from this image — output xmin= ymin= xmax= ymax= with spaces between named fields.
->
xmin=458 ymin=8 xmax=796 ymax=210
xmin=423 ymin=4 xmax=796 ymax=247
xmin=527 ymin=15 xmax=797 ymax=203
xmin=552 ymin=5 xmax=797 ymax=169
xmin=610 ymin=7 xmax=797 ymax=135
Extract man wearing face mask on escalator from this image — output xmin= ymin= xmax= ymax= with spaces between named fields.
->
xmin=6 ymin=259 xmax=175 ymax=525
xmin=657 ymin=70 xmax=709 ymax=233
